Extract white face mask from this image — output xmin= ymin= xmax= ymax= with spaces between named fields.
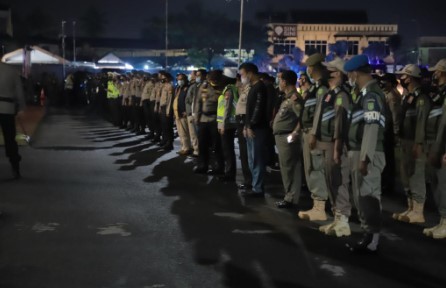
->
xmin=177 ymin=80 xmax=185 ymax=87
xmin=196 ymin=76 xmax=201 ymax=84
xmin=306 ymin=67 xmax=315 ymax=84
xmin=241 ymin=76 xmax=249 ymax=85
xmin=348 ymin=76 xmax=356 ymax=88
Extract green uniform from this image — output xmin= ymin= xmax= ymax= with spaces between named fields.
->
xmin=332 ymin=86 xmax=352 ymax=217
xmin=348 ymin=80 xmax=386 ymax=233
xmin=306 ymin=81 xmax=330 ymax=201
xmin=273 ymin=90 xmax=304 ymax=203
xmin=399 ymin=87 xmax=431 ymax=202
xmin=430 ymin=84 xmax=446 ymax=217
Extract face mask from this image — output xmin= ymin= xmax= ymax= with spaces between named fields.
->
xmin=432 ymin=74 xmax=439 ymax=86
xmin=306 ymin=67 xmax=315 ymax=84
xmin=241 ymin=76 xmax=249 ymax=85
xmin=348 ymin=75 xmax=356 ymax=88
xmin=177 ymin=80 xmax=185 ymax=87
xmin=275 ymin=77 xmax=280 ymax=86
xmin=196 ymin=77 xmax=201 ymax=84
xmin=161 ymin=79 xmax=166 ymax=84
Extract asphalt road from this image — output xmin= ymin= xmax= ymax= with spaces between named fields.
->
xmin=1 ymin=110 xmax=445 ymax=288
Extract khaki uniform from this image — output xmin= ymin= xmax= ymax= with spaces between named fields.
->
xmin=306 ymin=81 xmax=330 ymax=201
xmin=348 ymin=80 xmax=386 ymax=233
xmin=185 ymin=82 xmax=199 ymax=155
xmin=272 ymin=90 xmax=304 ymax=203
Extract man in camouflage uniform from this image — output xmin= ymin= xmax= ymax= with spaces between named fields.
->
xmin=344 ymin=55 xmax=386 ymax=253
xmin=393 ymin=65 xmax=431 ymax=224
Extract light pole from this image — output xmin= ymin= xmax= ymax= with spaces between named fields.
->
xmin=72 ymin=21 xmax=76 ymax=62
xmin=61 ymin=20 xmax=66 ymax=78
xmin=165 ymin=0 xmax=169 ymax=70
xmin=226 ymin=0 xmax=246 ymax=66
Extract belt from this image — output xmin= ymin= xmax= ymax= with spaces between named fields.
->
xmin=302 ymin=128 xmax=312 ymax=133
xmin=0 ymin=97 xmax=14 ymax=103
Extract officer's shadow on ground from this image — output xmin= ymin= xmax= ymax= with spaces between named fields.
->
xmin=114 ymin=144 xmax=171 ymax=171
xmin=143 ymin=157 xmax=318 ymax=288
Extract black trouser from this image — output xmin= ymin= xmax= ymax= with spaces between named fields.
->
xmin=197 ymin=121 xmax=224 ymax=171
xmin=0 ymin=113 xmax=21 ymax=165
xmin=236 ymin=116 xmax=252 ymax=186
xmin=143 ymin=100 xmax=154 ymax=136
xmin=108 ymin=98 xmax=120 ymax=126
xmin=221 ymin=128 xmax=237 ymax=178
xmin=160 ymin=106 xmax=173 ymax=146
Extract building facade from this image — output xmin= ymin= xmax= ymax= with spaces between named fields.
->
xmin=268 ymin=23 xmax=398 ymax=65
xmin=419 ymin=37 xmax=446 ymax=67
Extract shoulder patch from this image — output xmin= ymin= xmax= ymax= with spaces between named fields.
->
xmin=336 ymin=97 xmax=343 ymax=106
xmin=368 ymin=101 xmax=375 ymax=111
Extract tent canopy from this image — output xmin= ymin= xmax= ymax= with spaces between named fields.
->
xmin=1 ymin=46 xmax=69 ymax=65
xmin=96 ymin=52 xmax=133 ymax=70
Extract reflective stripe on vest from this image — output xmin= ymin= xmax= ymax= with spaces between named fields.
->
xmin=429 ymin=107 xmax=443 ymax=119
xmin=304 ymin=98 xmax=317 ymax=107
xmin=351 ymin=110 xmax=364 ymax=124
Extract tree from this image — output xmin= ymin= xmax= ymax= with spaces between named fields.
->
xmin=81 ymin=5 xmax=107 ymax=38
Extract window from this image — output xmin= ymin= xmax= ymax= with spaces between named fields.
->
xmin=368 ymin=41 xmax=390 ymax=55
xmin=305 ymin=40 xmax=327 ymax=55
xmin=347 ymin=41 xmax=359 ymax=55
xmin=273 ymin=39 xmax=296 ymax=55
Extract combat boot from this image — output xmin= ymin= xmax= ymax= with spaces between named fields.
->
xmin=319 ymin=221 xmax=335 ymax=234
xmin=393 ymin=197 xmax=412 ymax=221
xmin=326 ymin=214 xmax=351 ymax=237
xmin=432 ymin=218 xmax=446 ymax=239
xmin=298 ymin=200 xmax=327 ymax=221
xmin=423 ymin=223 xmax=441 ymax=237
xmin=399 ymin=200 xmax=425 ymax=223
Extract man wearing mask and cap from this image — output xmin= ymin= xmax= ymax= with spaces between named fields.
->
xmin=298 ymin=53 xmax=330 ymax=221
xmin=344 ymin=54 xmax=386 ymax=253
xmin=173 ymin=73 xmax=191 ymax=156
xmin=317 ymin=58 xmax=353 ymax=237
xmin=185 ymin=71 xmax=200 ymax=157
xmin=393 ymin=64 xmax=431 ymax=224
xmin=426 ymin=59 xmax=446 ymax=239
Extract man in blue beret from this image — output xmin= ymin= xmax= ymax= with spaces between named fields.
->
xmin=344 ymin=55 xmax=387 ymax=253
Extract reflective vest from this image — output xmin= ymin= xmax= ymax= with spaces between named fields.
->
xmin=319 ymin=87 xmax=338 ymax=142
xmin=107 ymin=81 xmax=119 ymax=99
xmin=348 ymin=82 xmax=385 ymax=151
xmin=217 ymin=84 xmax=239 ymax=124
xmin=426 ymin=85 xmax=446 ymax=142
xmin=302 ymin=85 xmax=317 ymax=129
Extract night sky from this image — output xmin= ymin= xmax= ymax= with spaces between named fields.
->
xmin=4 ymin=0 xmax=445 ymax=46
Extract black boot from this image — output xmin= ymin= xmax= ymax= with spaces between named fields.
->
xmin=346 ymin=233 xmax=379 ymax=254
xmin=11 ymin=162 xmax=21 ymax=179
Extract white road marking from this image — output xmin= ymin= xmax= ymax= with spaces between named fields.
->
xmin=32 ymin=223 xmax=60 ymax=233
xmin=97 ymin=223 xmax=131 ymax=237
xmin=320 ymin=262 xmax=346 ymax=277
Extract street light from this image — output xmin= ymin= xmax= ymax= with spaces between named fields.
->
xmin=165 ymin=0 xmax=168 ymax=70
xmin=61 ymin=20 xmax=66 ymax=78
xmin=73 ymin=21 xmax=76 ymax=62
xmin=226 ymin=0 xmax=246 ymax=66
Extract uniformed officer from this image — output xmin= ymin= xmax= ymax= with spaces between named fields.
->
xmin=298 ymin=53 xmax=330 ymax=221
xmin=142 ymin=75 xmax=155 ymax=139
xmin=185 ymin=71 xmax=200 ymax=157
xmin=378 ymin=73 xmax=401 ymax=194
xmin=318 ymin=58 xmax=353 ymax=237
xmin=159 ymin=73 xmax=175 ymax=151
xmin=120 ymin=76 xmax=131 ymax=129
xmin=0 ymin=62 xmax=26 ymax=179
xmin=193 ymin=70 xmax=224 ymax=174
xmin=173 ymin=73 xmax=192 ymax=155
xmin=151 ymin=72 xmax=165 ymax=143
xmin=273 ymin=70 xmax=304 ymax=208
xmin=106 ymin=74 xmax=120 ymax=126
xmin=393 ymin=64 xmax=431 ymax=223
xmin=217 ymin=68 xmax=239 ymax=182
xmin=426 ymin=59 xmax=446 ymax=239
xmin=344 ymin=55 xmax=386 ymax=253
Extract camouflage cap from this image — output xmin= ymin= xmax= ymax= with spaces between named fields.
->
xmin=305 ymin=53 xmax=325 ymax=66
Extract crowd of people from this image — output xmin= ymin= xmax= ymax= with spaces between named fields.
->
xmin=99 ymin=55 xmax=446 ymax=253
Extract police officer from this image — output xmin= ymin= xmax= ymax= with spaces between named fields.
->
xmin=152 ymin=72 xmax=165 ymax=143
xmin=185 ymin=71 xmax=200 ymax=157
xmin=142 ymin=75 xmax=155 ymax=139
xmin=106 ymin=74 xmax=120 ymax=126
xmin=426 ymin=59 xmax=446 ymax=239
xmin=194 ymin=70 xmax=224 ymax=174
xmin=273 ymin=70 xmax=304 ymax=208
xmin=318 ymin=58 xmax=352 ymax=237
xmin=217 ymin=68 xmax=239 ymax=182
xmin=393 ymin=64 xmax=431 ymax=223
xmin=0 ymin=62 xmax=26 ymax=179
xmin=298 ymin=53 xmax=330 ymax=221
xmin=159 ymin=73 xmax=175 ymax=151
xmin=343 ymin=55 xmax=386 ymax=253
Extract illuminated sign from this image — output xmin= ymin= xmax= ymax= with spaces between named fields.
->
xmin=274 ymin=25 xmax=297 ymax=37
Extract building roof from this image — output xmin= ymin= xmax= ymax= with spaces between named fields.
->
xmin=259 ymin=10 xmax=368 ymax=24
